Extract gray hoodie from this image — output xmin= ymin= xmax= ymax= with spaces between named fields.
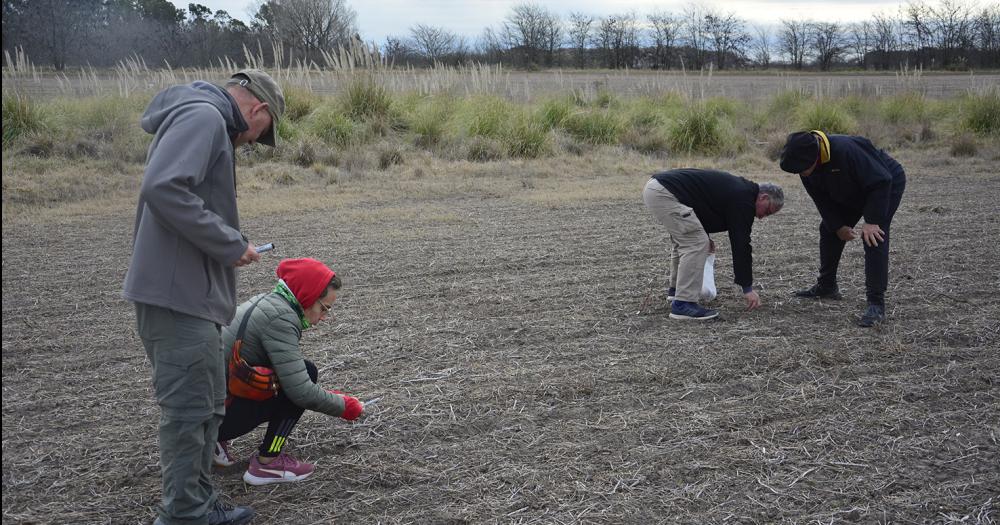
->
xmin=123 ymin=81 xmax=250 ymax=326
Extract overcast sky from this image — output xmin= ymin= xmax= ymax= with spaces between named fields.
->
xmin=174 ymin=0 xmax=906 ymax=43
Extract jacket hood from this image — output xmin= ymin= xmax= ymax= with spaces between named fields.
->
xmin=140 ymin=81 xmax=248 ymax=139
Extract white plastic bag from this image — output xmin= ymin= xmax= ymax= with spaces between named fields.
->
xmin=701 ymin=254 xmax=717 ymax=301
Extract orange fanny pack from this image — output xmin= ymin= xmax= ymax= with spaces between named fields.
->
xmin=226 ymin=298 xmax=279 ymax=404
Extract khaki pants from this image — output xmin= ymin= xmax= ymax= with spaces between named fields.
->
xmin=136 ymin=303 xmax=226 ymax=525
xmin=642 ymin=178 xmax=710 ymax=302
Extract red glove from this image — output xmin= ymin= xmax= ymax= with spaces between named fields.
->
xmin=340 ymin=394 xmax=363 ymax=421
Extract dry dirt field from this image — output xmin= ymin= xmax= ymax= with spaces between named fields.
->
xmin=2 ymin=148 xmax=998 ymax=524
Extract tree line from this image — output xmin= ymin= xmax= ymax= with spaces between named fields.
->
xmin=3 ymin=0 xmax=999 ymax=71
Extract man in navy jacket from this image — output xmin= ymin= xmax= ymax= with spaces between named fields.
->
xmin=779 ymin=130 xmax=906 ymax=327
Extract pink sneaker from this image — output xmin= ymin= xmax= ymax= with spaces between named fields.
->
xmin=213 ymin=441 xmax=236 ymax=467
xmin=243 ymin=453 xmax=315 ymax=485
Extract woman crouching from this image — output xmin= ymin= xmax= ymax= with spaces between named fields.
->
xmin=215 ymin=257 xmax=364 ymax=485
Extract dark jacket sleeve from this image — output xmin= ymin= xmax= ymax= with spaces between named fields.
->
xmin=844 ymin=143 xmax=894 ymax=225
xmin=801 ymin=176 xmax=845 ymax=229
xmin=726 ymin=203 xmax=755 ymax=289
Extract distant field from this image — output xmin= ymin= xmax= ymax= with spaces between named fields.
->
xmin=4 ymin=68 xmax=998 ymax=101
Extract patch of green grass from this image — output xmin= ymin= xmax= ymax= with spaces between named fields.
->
xmin=537 ymin=97 xmax=574 ymax=130
xmin=961 ymin=89 xmax=1000 ymax=135
xmin=882 ymin=92 xmax=927 ymax=124
xmin=504 ymin=112 xmax=550 ymax=158
xmin=342 ymin=76 xmax=394 ymax=121
xmin=668 ymin=104 xmax=741 ymax=155
xmin=768 ymin=90 xmax=811 ymax=119
xmin=595 ymin=89 xmax=616 ymax=109
xmin=453 ymin=95 xmax=513 ymax=140
xmin=796 ymin=103 xmax=857 ymax=134
xmin=2 ymin=93 xmax=46 ymax=145
xmin=307 ymin=104 xmax=357 ymax=146
xmin=282 ymin=86 xmax=322 ymax=121
xmin=561 ymin=109 xmax=623 ymax=145
xmin=407 ymin=96 xmax=454 ymax=147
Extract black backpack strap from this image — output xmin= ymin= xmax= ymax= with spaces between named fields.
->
xmin=235 ymin=295 xmax=267 ymax=343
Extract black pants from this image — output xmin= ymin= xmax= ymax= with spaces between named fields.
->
xmin=219 ymin=360 xmax=318 ymax=458
xmin=817 ymin=178 xmax=905 ymax=305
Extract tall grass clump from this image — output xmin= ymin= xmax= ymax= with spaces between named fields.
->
xmin=504 ymin=112 xmax=550 ymax=158
xmin=453 ymin=95 xmax=513 ymax=139
xmin=960 ymin=89 xmax=1000 ymax=135
xmin=307 ymin=104 xmax=356 ymax=146
xmin=561 ymin=109 xmax=623 ymax=145
xmin=282 ymin=86 xmax=322 ymax=121
xmin=668 ymin=104 xmax=740 ymax=155
xmin=768 ymin=90 xmax=811 ymax=119
xmin=342 ymin=76 xmax=394 ymax=122
xmin=406 ymin=96 xmax=454 ymax=147
xmin=796 ymin=103 xmax=857 ymax=134
xmin=2 ymin=93 xmax=45 ymax=145
xmin=882 ymin=92 xmax=927 ymax=124
xmin=537 ymin=97 xmax=573 ymax=130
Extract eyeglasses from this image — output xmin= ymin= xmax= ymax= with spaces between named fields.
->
xmin=318 ymin=301 xmax=333 ymax=313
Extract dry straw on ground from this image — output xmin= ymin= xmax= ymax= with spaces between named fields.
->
xmin=2 ymin=144 xmax=998 ymax=523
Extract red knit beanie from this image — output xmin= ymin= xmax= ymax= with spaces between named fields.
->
xmin=276 ymin=258 xmax=335 ymax=309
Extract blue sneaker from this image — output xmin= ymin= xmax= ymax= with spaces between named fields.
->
xmin=666 ymin=287 xmax=677 ymax=301
xmin=669 ymin=300 xmax=719 ymax=321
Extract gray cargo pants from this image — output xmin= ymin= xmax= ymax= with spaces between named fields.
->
xmin=642 ymin=178 xmax=711 ymax=302
xmin=136 ymin=303 xmax=226 ymax=525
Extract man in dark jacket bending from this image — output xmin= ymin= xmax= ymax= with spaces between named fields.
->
xmin=779 ymin=130 xmax=906 ymax=327
xmin=642 ymin=169 xmax=784 ymax=320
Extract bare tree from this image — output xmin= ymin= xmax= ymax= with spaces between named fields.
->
xmin=779 ymin=19 xmax=809 ymax=69
xmin=870 ymin=12 xmax=901 ymax=69
xmin=567 ymin=12 xmax=594 ymax=68
xmin=811 ymin=21 xmax=844 ymax=70
xmin=903 ymin=1 xmax=934 ymax=66
xmin=750 ymin=24 xmax=772 ymax=69
xmin=254 ymin=0 xmax=358 ymax=63
xmin=974 ymin=4 xmax=1000 ymax=66
xmin=704 ymin=9 xmax=749 ymax=70
xmin=409 ymin=24 xmax=457 ymax=64
xmin=382 ymin=35 xmax=411 ymax=66
xmin=502 ymin=3 xmax=559 ymax=67
xmin=681 ymin=4 xmax=708 ymax=68
xmin=848 ymin=21 xmax=873 ymax=68
xmin=648 ymin=10 xmax=680 ymax=69
xmin=929 ymin=0 xmax=974 ymax=67
xmin=476 ymin=26 xmax=505 ymax=63
xmin=597 ymin=12 xmax=640 ymax=69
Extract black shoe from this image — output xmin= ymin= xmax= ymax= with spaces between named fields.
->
xmin=794 ymin=283 xmax=842 ymax=300
xmin=208 ymin=500 xmax=254 ymax=525
xmin=858 ymin=304 xmax=885 ymax=327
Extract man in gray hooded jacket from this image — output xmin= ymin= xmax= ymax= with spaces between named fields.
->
xmin=123 ymin=69 xmax=284 ymax=525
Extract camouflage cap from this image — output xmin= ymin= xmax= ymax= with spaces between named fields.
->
xmin=227 ymin=69 xmax=285 ymax=147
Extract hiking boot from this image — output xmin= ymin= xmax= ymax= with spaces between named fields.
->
xmin=666 ymin=287 xmax=677 ymax=302
xmin=213 ymin=441 xmax=236 ymax=468
xmin=794 ymin=283 xmax=842 ymax=300
xmin=858 ymin=304 xmax=885 ymax=327
xmin=243 ymin=452 xmax=315 ymax=486
xmin=207 ymin=499 xmax=254 ymax=525
xmin=669 ymin=300 xmax=719 ymax=321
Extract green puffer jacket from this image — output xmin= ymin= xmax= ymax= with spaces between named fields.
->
xmin=222 ymin=292 xmax=346 ymax=417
